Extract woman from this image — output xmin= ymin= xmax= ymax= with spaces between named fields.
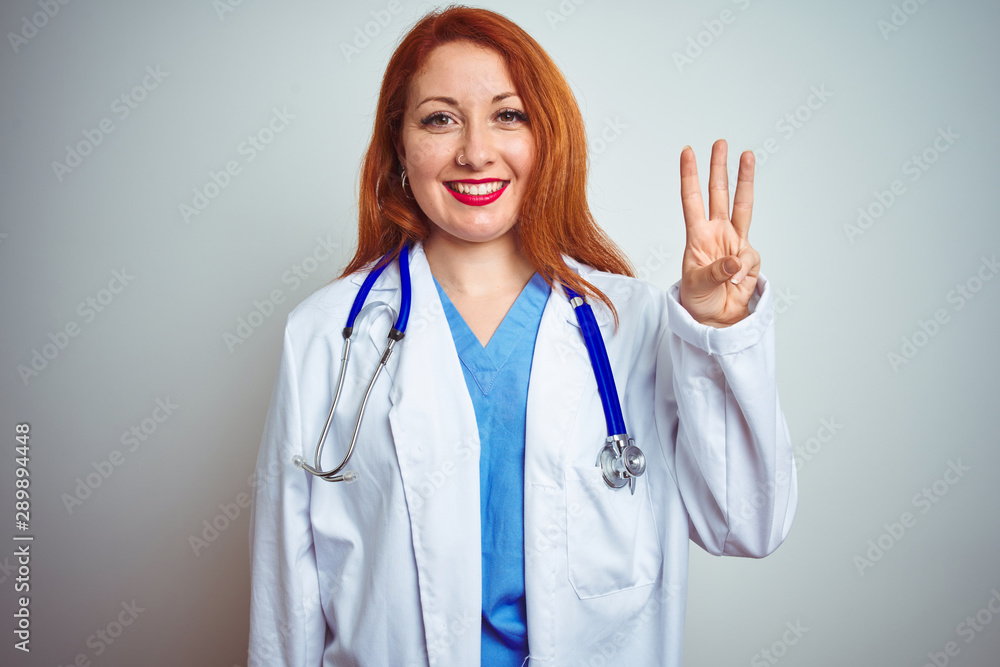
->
xmin=249 ymin=6 xmax=796 ymax=666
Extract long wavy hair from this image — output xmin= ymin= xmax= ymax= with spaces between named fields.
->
xmin=338 ymin=4 xmax=634 ymax=319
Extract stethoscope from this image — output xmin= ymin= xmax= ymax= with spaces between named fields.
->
xmin=292 ymin=244 xmax=646 ymax=494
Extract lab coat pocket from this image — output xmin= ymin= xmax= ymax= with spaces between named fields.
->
xmin=565 ymin=466 xmax=663 ymax=599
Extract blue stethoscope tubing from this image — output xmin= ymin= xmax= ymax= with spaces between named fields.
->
xmin=293 ymin=243 xmax=646 ymax=492
xmin=292 ymin=245 xmax=411 ymax=482
xmin=563 ymin=286 xmax=647 ymax=493
xmin=346 ymin=244 xmax=411 ymax=338
xmin=562 ymin=286 xmax=626 ymax=436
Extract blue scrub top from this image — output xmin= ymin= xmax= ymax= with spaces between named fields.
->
xmin=432 ymin=272 xmax=550 ymax=667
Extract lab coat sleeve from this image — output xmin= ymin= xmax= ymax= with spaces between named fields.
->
xmin=657 ymin=273 xmax=797 ymax=557
xmin=248 ymin=322 xmax=326 ymax=666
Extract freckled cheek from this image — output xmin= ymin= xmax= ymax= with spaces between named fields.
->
xmin=405 ymin=137 xmax=454 ymax=182
xmin=510 ymin=137 xmax=536 ymax=181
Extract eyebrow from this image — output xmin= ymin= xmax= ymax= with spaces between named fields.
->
xmin=415 ymin=92 xmax=519 ymax=108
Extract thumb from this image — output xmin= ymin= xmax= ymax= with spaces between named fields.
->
xmin=695 ymin=256 xmax=741 ymax=289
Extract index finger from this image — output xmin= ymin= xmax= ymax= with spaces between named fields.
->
xmin=679 ymin=145 xmax=705 ymax=230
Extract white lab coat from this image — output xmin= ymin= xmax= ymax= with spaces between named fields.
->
xmin=248 ymin=241 xmax=796 ymax=667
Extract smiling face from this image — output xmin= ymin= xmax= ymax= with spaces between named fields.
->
xmin=396 ymin=40 xmax=535 ymax=248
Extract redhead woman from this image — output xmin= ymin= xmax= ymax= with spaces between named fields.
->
xmin=249 ymin=6 xmax=796 ymax=666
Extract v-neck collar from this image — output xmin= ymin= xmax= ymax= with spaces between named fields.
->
xmin=432 ymin=273 xmax=550 ymax=396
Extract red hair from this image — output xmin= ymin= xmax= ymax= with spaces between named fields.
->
xmin=339 ymin=4 xmax=634 ymax=320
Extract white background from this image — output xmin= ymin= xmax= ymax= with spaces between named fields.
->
xmin=1 ymin=0 xmax=998 ymax=665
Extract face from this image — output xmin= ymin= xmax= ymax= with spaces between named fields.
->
xmin=396 ymin=41 xmax=535 ymax=246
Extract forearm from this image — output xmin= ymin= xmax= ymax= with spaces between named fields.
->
xmin=663 ymin=273 xmax=798 ymax=556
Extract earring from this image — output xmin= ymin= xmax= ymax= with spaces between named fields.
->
xmin=400 ymin=167 xmax=414 ymax=199
xmin=458 ymin=154 xmax=466 ymax=166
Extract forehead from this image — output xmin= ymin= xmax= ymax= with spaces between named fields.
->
xmin=408 ymin=41 xmax=516 ymax=105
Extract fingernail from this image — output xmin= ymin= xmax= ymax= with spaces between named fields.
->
xmin=682 ymin=144 xmax=692 ymax=153
xmin=723 ymin=258 xmax=740 ymax=275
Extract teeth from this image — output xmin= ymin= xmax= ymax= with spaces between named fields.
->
xmin=449 ymin=181 xmax=504 ymax=195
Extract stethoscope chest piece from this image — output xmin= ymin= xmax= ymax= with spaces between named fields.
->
xmin=597 ymin=435 xmax=646 ymax=495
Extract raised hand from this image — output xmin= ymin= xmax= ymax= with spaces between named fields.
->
xmin=678 ymin=139 xmax=761 ymax=327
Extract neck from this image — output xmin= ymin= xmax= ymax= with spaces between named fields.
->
xmin=423 ymin=229 xmax=535 ymax=298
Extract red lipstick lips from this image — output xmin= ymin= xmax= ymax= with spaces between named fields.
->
xmin=445 ymin=179 xmax=508 ymax=206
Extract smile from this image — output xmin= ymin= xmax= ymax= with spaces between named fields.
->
xmin=444 ymin=180 xmax=509 ymax=206
xmin=446 ymin=180 xmax=506 ymax=195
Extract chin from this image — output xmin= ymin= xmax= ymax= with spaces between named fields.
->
xmin=428 ymin=214 xmax=519 ymax=244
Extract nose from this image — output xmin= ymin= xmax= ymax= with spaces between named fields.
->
xmin=458 ymin=117 xmax=496 ymax=169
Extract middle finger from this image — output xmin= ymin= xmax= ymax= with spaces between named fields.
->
xmin=708 ymin=138 xmax=730 ymax=222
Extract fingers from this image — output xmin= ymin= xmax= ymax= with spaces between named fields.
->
xmin=731 ymin=150 xmax=755 ymax=240
xmin=687 ymin=256 xmax=737 ymax=294
xmin=729 ymin=244 xmax=761 ymax=285
xmin=679 ymin=145 xmax=705 ymax=232
xmin=708 ymin=139 xmax=729 ymax=221
xmin=692 ymin=244 xmax=760 ymax=291
xmin=682 ymin=141 xmax=756 ymax=244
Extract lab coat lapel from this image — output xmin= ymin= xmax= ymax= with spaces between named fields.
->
xmin=524 ymin=287 xmax=594 ymax=484
xmin=522 ymin=260 xmax=613 ymax=661
xmin=383 ymin=243 xmax=482 ymax=664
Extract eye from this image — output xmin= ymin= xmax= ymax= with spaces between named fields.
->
xmin=497 ymin=108 xmax=528 ymax=124
xmin=420 ymin=112 xmax=453 ymax=127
